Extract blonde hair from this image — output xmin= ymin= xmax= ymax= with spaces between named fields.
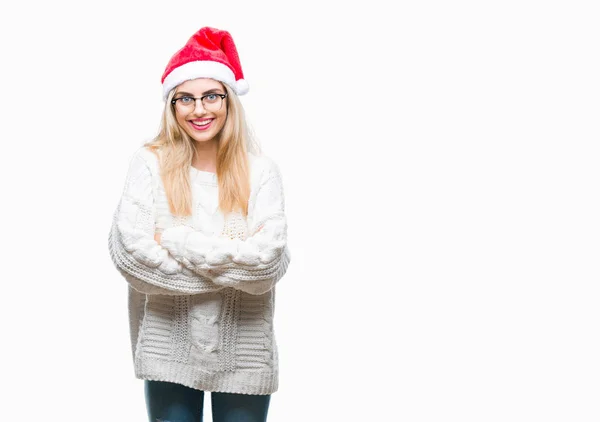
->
xmin=145 ymin=83 xmax=261 ymax=217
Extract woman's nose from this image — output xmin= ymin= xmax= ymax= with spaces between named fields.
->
xmin=192 ymin=99 xmax=207 ymax=114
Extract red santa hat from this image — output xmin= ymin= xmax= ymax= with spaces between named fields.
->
xmin=161 ymin=27 xmax=249 ymax=100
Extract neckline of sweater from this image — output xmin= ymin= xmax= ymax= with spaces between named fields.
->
xmin=190 ymin=166 xmax=217 ymax=185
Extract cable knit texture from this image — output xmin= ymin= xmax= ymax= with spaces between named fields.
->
xmin=108 ymin=146 xmax=290 ymax=395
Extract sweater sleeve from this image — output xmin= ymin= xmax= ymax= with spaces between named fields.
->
xmin=108 ymin=149 xmax=224 ymax=296
xmin=160 ymin=159 xmax=291 ymax=296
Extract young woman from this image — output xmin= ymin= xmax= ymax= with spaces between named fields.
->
xmin=108 ymin=26 xmax=291 ymax=422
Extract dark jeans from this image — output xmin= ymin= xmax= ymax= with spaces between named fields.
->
xmin=144 ymin=380 xmax=271 ymax=422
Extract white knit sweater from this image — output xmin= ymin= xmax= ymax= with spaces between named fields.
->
xmin=108 ymin=146 xmax=291 ymax=395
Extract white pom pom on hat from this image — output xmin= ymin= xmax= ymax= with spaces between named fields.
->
xmin=161 ymin=27 xmax=248 ymax=100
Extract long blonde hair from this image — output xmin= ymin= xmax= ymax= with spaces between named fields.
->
xmin=145 ymin=83 xmax=260 ymax=217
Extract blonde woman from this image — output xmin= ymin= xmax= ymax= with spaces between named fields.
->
xmin=108 ymin=27 xmax=291 ymax=422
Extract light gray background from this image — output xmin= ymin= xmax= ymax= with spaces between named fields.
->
xmin=1 ymin=0 xmax=599 ymax=421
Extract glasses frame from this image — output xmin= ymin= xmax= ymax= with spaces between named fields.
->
xmin=171 ymin=93 xmax=228 ymax=112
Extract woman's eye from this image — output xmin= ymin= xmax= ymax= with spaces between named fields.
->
xmin=180 ymin=96 xmax=194 ymax=103
xmin=204 ymin=94 xmax=218 ymax=102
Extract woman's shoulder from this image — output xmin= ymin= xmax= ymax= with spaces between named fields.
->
xmin=129 ymin=144 xmax=160 ymax=171
xmin=248 ymin=152 xmax=282 ymax=180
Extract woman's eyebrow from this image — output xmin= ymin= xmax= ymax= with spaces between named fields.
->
xmin=175 ymin=89 xmax=225 ymax=96
xmin=202 ymin=89 xmax=225 ymax=95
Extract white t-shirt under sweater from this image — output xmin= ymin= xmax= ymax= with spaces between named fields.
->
xmin=108 ymin=146 xmax=291 ymax=395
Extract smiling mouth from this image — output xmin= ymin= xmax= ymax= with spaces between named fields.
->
xmin=189 ymin=119 xmax=214 ymax=130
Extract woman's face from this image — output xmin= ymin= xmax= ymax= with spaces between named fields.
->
xmin=173 ymin=78 xmax=228 ymax=144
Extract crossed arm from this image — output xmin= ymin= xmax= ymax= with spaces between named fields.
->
xmin=109 ymin=151 xmax=290 ymax=296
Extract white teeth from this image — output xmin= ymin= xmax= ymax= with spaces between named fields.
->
xmin=192 ymin=120 xmax=211 ymax=126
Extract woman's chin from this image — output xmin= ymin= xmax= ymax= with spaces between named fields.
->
xmin=187 ymin=132 xmax=218 ymax=143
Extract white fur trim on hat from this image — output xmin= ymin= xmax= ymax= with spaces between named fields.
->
xmin=162 ymin=61 xmax=244 ymax=100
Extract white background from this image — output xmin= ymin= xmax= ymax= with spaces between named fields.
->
xmin=1 ymin=0 xmax=599 ymax=421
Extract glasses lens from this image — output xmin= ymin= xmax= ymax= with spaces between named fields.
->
xmin=203 ymin=95 xmax=223 ymax=112
xmin=175 ymin=97 xmax=194 ymax=113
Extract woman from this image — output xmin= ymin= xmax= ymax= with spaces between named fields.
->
xmin=108 ymin=26 xmax=291 ymax=422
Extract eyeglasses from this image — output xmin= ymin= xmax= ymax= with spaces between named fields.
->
xmin=171 ymin=93 xmax=228 ymax=113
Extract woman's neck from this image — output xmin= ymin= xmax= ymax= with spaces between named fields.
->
xmin=192 ymin=140 xmax=218 ymax=172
